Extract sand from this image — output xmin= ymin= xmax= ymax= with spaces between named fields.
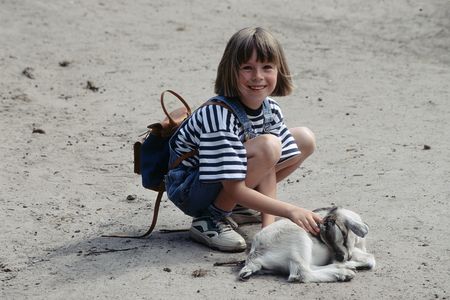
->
xmin=1 ymin=0 xmax=449 ymax=299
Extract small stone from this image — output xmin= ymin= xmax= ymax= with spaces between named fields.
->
xmin=163 ymin=267 xmax=171 ymax=272
xmin=32 ymin=128 xmax=46 ymax=134
xmin=86 ymin=80 xmax=99 ymax=92
xmin=59 ymin=60 xmax=71 ymax=67
xmin=423 ymin=145 xmax=431 ymax=150
xmin=126 ymin=194 xmax=137 ymax=201
xmin=192 ymin=269 xmax=208 ymax=278
xmin=1 ymin=263 xmax=12 ymax=272
xmin=22 ymin=67 xmax=35 ymax=79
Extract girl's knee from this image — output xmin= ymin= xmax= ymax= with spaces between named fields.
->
xmin=291 ymin=127 xmax=316 ymax=157
xmin=247 ymin=134 xmax=282 ymax=165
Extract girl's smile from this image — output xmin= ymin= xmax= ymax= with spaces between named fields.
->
xmin=237 ymin=49 xmax=278 ymax=109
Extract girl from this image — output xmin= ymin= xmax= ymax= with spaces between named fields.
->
xmin=166 ymin=27 xmax=322 ymax=252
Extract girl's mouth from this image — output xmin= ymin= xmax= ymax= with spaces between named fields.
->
xmin=248 ymin=85 xmax=266 ymax=90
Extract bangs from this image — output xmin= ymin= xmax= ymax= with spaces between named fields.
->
xmin=236 ymin=33 xmax=279 ymax=65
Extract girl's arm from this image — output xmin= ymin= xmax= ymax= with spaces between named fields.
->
xmin=222 ymin=180 xmax=322 ymax=234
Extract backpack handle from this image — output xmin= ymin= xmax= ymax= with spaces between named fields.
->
xmin=160 ymin=90 xmax=192 ymax=125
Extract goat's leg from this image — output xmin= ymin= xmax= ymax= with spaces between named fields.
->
xmin=344 ymin=248 xmax=376 ymax=270
xmin=289 ymin=261 xmax=356 ymax=283
xmin=239 ymin=259 xmax=263 ymax=280
xmin=287 ymin=260 xmax=304 ymax=282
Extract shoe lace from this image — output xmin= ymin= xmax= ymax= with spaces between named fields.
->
xmin=213 ymin=218 xmax=234 ymax=233
xmin=223 ymin=216 xmax=238 ymax=230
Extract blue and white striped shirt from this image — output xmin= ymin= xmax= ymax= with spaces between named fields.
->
xmin=170 ymin=97 xmax=300 ymax=182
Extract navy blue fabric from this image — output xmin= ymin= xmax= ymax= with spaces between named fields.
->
xmin=165 ymin=148 xmax=222 ymax=217
xmin=140 ymin=133 xmax=170 ymax=190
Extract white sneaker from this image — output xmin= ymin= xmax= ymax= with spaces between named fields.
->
xmin=189 ymin=216 xmax=247 ymax=252
xmin=230 ymin=205 xmax=262 ymax=225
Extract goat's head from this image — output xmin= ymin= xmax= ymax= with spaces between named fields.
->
xmin=319 ymin=207 xmax=369 ymax=262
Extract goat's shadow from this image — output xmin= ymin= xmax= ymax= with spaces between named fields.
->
xmin=28 ymin=223 xmax=259 ymax=284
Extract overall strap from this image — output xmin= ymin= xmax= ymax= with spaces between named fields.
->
xmin=208 ymin=96 xmax=266 ymax=141
xmin=261 ymin=98 xmax=273 ymax=133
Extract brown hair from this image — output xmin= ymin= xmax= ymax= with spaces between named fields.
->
xmin=214 ymin=27 xmax=294 ymax=97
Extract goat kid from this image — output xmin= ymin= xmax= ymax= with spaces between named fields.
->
xmin=239 ymin=207 xmax=376 ymax=283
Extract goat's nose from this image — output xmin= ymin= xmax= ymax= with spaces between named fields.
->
xmin=336 ymin=253 xmax=345 ymax=262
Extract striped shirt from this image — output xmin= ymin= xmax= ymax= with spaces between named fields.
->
xmin=170 ymin=97 xmax=300 ymax=182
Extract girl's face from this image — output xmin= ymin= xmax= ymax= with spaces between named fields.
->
xmin=237 ymin=49 xmax=278 ymax=109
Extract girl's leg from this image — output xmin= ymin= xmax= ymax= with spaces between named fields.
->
xmin=215 ymin=127 xmax=315 ymax=226
xmin=256 ymin=127 xmax=315 ymax=226
xmin=214 ymin=134 xmax=281 ymax=207
xmin=190 ymin=134 xmax=281 ymax=252
xmin=245 ymin=134 xmax=280 ymax=226
xmin=275 ymin=127 xmax=316 ymax=182
xmin=255 ymin=127 xmax=316 ymax=226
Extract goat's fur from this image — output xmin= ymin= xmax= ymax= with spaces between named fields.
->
xmin=239 ymin=207 xmax=375 ymax=283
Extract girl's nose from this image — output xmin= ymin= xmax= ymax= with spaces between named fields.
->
xmin=252 ymin=68 xmax=263 ymax=80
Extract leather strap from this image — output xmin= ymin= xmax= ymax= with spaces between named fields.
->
xmin=101 ymin=185 xmax=164 ymax=239
xmin=161 ymin=90 xmax=192 ymax=125
xmin=169 ymin=149 xmax=197 ymax=170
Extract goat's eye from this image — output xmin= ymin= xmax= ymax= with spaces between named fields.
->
xmin=325 ymin=219 xmax=335 ymax=228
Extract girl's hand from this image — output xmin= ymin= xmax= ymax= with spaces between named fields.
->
xmin=289 ymin=208 xmax=323 ymax=235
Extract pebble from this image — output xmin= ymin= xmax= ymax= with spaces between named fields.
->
xmin=126 ymin=194 xmax=137 ymax=201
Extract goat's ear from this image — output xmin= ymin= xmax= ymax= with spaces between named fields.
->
xmin=346 ymin=219 xmax=369 ymax=238
xmin=329 ymin=206 xmax=339 ymax=213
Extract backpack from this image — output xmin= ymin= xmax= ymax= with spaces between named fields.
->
xmin=103 ymin=90 xmax=192 ymax=238
xmin=137 ymin=90 xmax=193 ymax=191
xmin=103 ymin=90 xmax=272 ymax=238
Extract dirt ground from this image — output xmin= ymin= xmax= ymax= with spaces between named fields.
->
xmin=1 ymin=0 xmax=449 ymax=299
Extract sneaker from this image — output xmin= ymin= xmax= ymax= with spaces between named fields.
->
xmin=230 ymin=205 xmax=262 ymax=225
xmin=189 ymin=216 xmax=247 ymax=252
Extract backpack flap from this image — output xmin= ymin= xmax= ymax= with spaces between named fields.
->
xmin=153 ymin=106 xmax=190 ymax=137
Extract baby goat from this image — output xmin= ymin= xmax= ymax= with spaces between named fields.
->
xmin=239 ymin=207 xmax=375 ymax=283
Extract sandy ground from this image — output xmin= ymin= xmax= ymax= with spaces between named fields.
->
xmin=1 ymin=0 xmax=449 ymax=299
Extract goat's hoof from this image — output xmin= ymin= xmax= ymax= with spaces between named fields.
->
xmin=356 ymin=260 xmax=376 ymax=270
xmin=337 ymin=269 xmax=355 ymax=282
xmin=287 ymin=275 xmax=302 ymax=282
xmin=355 ymin=264 xmax=372 ymax=270
xmin=238 ymin=270 xmax=252 ymax=281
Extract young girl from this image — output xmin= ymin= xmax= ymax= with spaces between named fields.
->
xmin=165 ymin=27 xmax=322 ymax=252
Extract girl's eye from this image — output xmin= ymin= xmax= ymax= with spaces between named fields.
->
xmin=241 ymin=65 xmax=252 ymax=70
xmin=264 ymin=65 xmax=274 ymax=70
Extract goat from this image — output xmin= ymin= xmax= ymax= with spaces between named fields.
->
xmin=239 ymin=207 xmax=375 ymax=283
